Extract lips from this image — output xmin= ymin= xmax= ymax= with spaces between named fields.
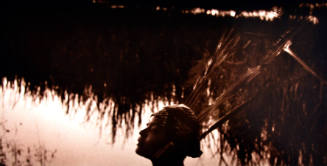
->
xmin=137 ymin=137 xmax=144 ymax=146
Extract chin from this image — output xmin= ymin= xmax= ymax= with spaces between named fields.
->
xmin=135 ymin=145 xmax=144 ymax=155
xmin=135 ymin=146 xmax=151 ymax=158
xmin=135 ymin=146 xmax=141 ymax=154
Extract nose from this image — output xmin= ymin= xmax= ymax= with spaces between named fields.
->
xmin=139 ymin=128 xmax=148 ymax=136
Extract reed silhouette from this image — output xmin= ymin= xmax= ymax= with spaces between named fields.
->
xmin=185 ymin=23 xmax=327 ymax=165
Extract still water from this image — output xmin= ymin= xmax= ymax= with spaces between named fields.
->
xmin=0 ymin=78 xmax=221 ymax=166
xmin=2 ymin=3 xmax=327 ymax=165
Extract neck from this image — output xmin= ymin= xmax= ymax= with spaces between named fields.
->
xmin=151 ymin=156 xmax=185 ymax=166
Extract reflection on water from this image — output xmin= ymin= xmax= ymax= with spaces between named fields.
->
xmin=2 ymin=25 xmax=324 ymax=165
xmin=182 ymin=7 xmax=281 ymax=21
xmin=2 ymin=6 xmax=327 ymax=165
xmin=0 ymin=78 xmax=220 ymax=166
xmin=89 ymin=2 xmax=324 ymax=24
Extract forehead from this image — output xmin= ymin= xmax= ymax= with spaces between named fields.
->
xmin=147 ymin=115 xmax=167 ymax=127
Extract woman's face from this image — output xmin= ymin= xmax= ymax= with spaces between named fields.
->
xmin=136 ymin=118 xmax=169 ymax=158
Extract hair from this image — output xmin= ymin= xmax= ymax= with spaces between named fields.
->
xmin=151 ymin=104 xmax=202 ymax=158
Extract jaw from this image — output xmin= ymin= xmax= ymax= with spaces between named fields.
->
xmin=135 ymin=144 xmax=143 ymax=155
xmin=135 ymin=145 xmax=151 ymax=159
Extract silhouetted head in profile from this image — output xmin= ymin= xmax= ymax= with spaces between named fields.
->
xmin=136 ymin=104 xmax=202 ymax=166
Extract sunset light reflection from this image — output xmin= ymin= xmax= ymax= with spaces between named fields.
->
xmin=0 ymin=78 xmax=219 ymax=166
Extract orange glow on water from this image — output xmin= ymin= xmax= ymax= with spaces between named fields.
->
xmin=238 ymin=9 xmax=280 ymax=21
xmin=181 ymin=7 xmax=282 ymax=21
xmin=299 ymin=2 xmax=327 ymax=8
xmin=155 ymin=6 xmax=168 ymax=11
xmin=110 ymin=5 xmax=125 ymax=9
xmin=288 ymin=15 xmax=319 ymax=24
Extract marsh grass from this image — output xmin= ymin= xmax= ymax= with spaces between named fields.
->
xmin=2 ymin=7 xmax=327 ymax=165
xmin=186 ymin=24 xmax=327 ymax=165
